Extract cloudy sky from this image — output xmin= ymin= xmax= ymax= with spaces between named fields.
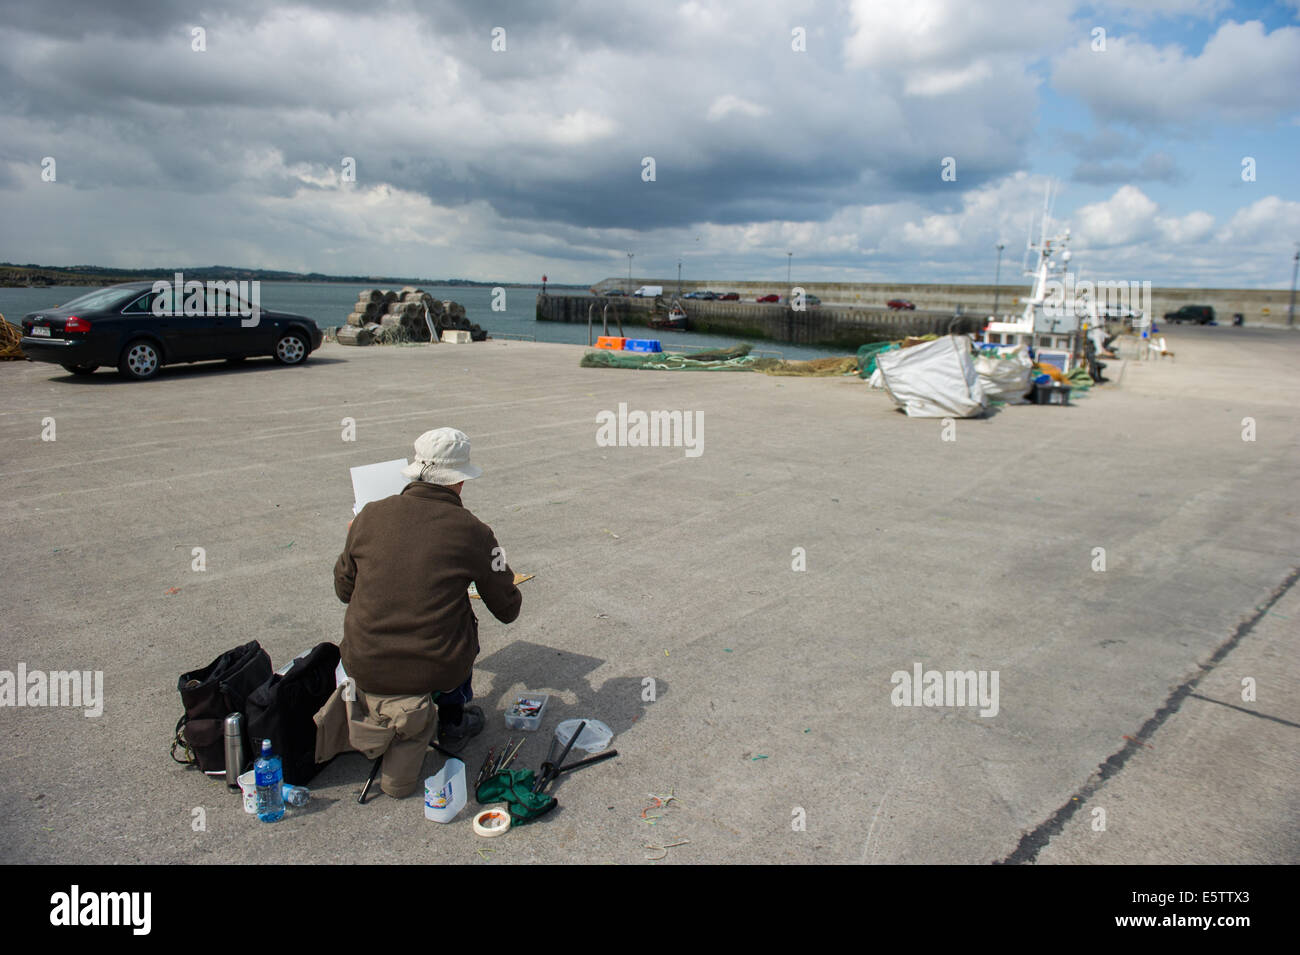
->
xmin=2 ymin=0 xmax=1298 ymax=287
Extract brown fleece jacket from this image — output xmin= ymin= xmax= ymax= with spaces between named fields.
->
xmin=334 ymin=482 xmax=521 ymax=695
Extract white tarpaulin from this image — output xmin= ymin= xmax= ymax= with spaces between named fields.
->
xmin=973 ymin=344 xmax=1033 ymax=404
xmin=876 ymin=336 xmax=989 ymax=418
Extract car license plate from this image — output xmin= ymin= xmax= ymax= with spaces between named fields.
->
xmin=31 ymin=326 xmax=50 ymax=337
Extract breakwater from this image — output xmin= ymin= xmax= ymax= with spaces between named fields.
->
xmin=536 ymin=294 xmax=981 ymax=349
xmin=591 ymin=279 xmax=1296 ymax=325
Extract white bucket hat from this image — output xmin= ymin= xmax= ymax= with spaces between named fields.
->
xmin=400 ymin=428 xmax=483 ymax=484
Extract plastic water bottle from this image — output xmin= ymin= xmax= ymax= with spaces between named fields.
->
xmin=254 ymin=739 xmax=284 ymax=822
xmin=281 ymin=783 xmax=310 ymax=807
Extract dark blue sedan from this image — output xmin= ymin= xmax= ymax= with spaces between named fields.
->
xmin=19 ymin=281 xmax=323 ymax=380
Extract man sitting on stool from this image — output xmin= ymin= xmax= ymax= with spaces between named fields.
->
xmin=332 ymin=427 xmax=522 ymax=797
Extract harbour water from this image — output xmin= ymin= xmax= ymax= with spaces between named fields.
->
xmin=0 ymin=282 xmax=843 ymax=360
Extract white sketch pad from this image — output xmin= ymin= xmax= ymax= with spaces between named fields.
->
xmin=350 ymin=458 xmax=410 ymax=515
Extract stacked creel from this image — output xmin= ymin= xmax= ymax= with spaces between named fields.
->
xmin=336 ymin=288 xmax=486 ymax=345
xmin=345 ymin=289 xmax=386 ymax=327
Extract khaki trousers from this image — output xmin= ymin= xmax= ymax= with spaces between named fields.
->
xmin=314 ymin=684 xmax=438 ymax=798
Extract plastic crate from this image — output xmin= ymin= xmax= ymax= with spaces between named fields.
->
xmin=594 ymin=336 xmax=626 ymax=350
xmin=504 ymin=694 xmax=549 ymax=731
xmin=1032 ymin=382 xmax=1071 ymax=405
xmin=623 ymin=339 xmax=662 ymax=352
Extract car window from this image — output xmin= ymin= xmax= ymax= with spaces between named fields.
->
xmin=60 ymin=287 xmax=139 ymax=311
xmin=205 ymin=284 xmax=246 ymax=315
xmin=122 ymin=292 xmax=157 ymax=314
xmin=126 ymin=286 xmax=185 ymax=316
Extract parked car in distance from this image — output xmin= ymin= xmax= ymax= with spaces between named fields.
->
xmin=603 ymin=288 xmax=627 ymax=296
xmin=756 ymin=294 xmax=780 ymax=303
xmin=633 ymin=285 xmax=664 ymax=298
xmin=887 ymin=299 xmax=916 ymax=310
xmin=803 ymin=294 xmax=821 ymax=306
xmin=698 ymin=291 xmax=718 ymax=300
xmin=719 ymin=292 xmax=740 ymax=301
xmin=1163 ymin=305 xmax=1215 ymax=325
xmin=18 ymin=282 xmax=323 ymax=381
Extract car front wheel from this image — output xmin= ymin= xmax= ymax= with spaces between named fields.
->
xmin=274 ymin=332 xmax=309 ymax=365
xmin=118 ymin=340 xmax=161 ymax=380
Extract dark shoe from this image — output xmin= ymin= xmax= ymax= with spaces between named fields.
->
xmin=437 ymin=705 xmax=484 ymax=753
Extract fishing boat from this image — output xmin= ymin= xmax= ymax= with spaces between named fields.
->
xmin=981 ymin=184 xmax=1133 ymax=373
xmin=649 ymin=299 xmax=689 ymax=331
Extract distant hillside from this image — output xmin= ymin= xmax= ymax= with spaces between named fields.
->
xmin=0 ymin=263 xmax=584 ymax=289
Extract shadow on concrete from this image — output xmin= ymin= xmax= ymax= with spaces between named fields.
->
xmin=476 ymin=640 xmax=661 ymax=747
xmin=305 ymin=641 xmax=655 ymax=811
xmin=47 ymin=356 xmax=348 ymax=385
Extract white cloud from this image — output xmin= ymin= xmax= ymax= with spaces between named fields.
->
xmin=904 ymin=62 xmax=994 ymax=98
xmin=845 ymin=0 xmax=1071 ymax=68
xmin=1075 ymin=186 xmax=1160 ymax=246
xmin=705 ymin=94 xmax=769 ymax=122
xmin=1216 ymin=195 xmax=1300 ymax=244
xmin=1157 ymin=209 xmax=1215 ymax=244
xmin=1053 ymin=20 xmax=1300 ymax=126
xmin=543 ymin=110 xmax=618 ymax=145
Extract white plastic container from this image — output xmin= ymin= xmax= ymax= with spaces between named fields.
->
xmin=424 ymin=758 xmax=467 ymax=823
xmin=238 ymin=770 xmax=257 ymax=814
xmin=554 ymin=719 xmax=614 ymax=754
xmin=505 ymin=694 xmax=549 ymax=731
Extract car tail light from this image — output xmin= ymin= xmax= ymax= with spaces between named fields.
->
xmin=65 ymin=316 xmax=92 ymax=332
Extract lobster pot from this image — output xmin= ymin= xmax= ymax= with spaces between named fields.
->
xmin=352 ymin=300 xmax=383 ymax=322
xmin=387 ymin=301 xmax=421 ymax=318
xmin=401 ymin=312 xmax=432 ymax=342
xmin=336 ymin=325 xmax=373 ymax=346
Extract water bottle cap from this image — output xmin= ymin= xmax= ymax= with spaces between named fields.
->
xmin=261 ymin=739 xmax=272 ymax=754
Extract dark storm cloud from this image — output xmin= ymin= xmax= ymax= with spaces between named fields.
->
xmin=0 ymin=0 xmax=1038 ymax=236
xmin=11 ymin=0 xmax=1284 ymax=287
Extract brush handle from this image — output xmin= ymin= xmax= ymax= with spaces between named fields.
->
xmin=556 ymin=749 xmax=618 ymax=774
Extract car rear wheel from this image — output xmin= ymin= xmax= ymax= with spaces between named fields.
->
xmin=118 ymin=340 xmax=161 ymax=380
xmin=61 ymin=363 xmax=99 ymax=376
xmin=273 ymin=332 xmax=308 ymax=365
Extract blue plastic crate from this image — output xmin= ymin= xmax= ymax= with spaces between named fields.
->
xmin=623 ymin=339 xmax=663 ymax=353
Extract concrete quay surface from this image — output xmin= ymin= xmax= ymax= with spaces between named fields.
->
xmin=0 ymin=326 xmax=1295 ymax=865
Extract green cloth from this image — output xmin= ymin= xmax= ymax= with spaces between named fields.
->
xmin=1066 ymin=365 xmax=1095 ymax=389
xmin=475 ymin=769 xmax=557 ymax=825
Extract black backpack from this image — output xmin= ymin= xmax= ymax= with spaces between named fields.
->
xmin=245 ymin=642 xmax=341 ymax=785
xmin=172 ymin=640 xmax=273 ymax=776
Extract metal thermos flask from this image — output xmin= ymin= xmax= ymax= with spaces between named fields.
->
xmin=224 ymin=713 xmax=246 ymax=790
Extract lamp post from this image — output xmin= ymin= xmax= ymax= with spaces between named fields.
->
xmin=993 ymin=243 xmax=1005 ymax=319
xmin=1289 ymin=245 xmax=1298 ymax=328
xmin=627 ymin=253 xmax=633 ymax=296
xmin=787 ymin=252 xmax=793 ymax=288
xmin=677 ymin=258 xmax=682 ymax=298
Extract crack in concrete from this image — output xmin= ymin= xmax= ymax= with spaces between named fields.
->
xmin=995 ymin=563 xmax=1300 ymax=865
